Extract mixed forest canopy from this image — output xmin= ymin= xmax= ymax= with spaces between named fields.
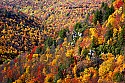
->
xmin=0 ymin=0 xmax=125 ymax=83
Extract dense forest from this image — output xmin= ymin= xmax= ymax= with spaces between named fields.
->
xmin=0 ymin=0 xmax=125 ymax=83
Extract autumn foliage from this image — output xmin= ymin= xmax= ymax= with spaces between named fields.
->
xmin=0 ymin=0 xmax=125 ymax=83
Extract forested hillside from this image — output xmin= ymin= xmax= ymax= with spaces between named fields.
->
xmin=0 ymin=0 xmax=125 ymax=83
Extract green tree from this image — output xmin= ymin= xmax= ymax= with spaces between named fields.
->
xmin=74 ymin=22 xmax=83 ymax=33
xmin=93 ymin=9 xmax=99 ymax=25
xmin=54 ymin=64 xmax=66 ymax=83
xmin=113 ymin=72 xmax=124 ymax=82
xmin=91 ymin=36 xmax=98 ymax=49
xmin=105 ymin=24 xmax=113 ymax=41
xmin=102 ymin=4 xmax=114 ymax=23
xmin=93 ymin=9 xmax=103 ymax=25
xmin=35 ymin=46 xmax=43 ymax=54
xmin=110 ymin=0 xmax=115 ymax=3
xmin=44 ymin=37 xmax=53 ymax=48
xmin=58 ymin=29 xmax=68 ymax=39
xmin=82 ymin=48 xmax=89 ymax=56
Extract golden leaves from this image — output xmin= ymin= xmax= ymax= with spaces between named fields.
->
xmin=98 ymin=53 xmax=125 ymax=82
xmin=65 ymin=49 xmax=74 ymax=57
xmin=116 ymin=55 xmax=124 ymax=65
xmin=44 ymin=74 xmax=54 ymax=83
xmin=90 ymin=28 xmax=98 ymax=39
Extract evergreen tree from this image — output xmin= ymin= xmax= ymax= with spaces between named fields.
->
xmin=58 ymin=29 xmax=68 ymax=39
xmin=74 ymin=22 xmax=82 ymax=33
xmin=44 ymin=37 xmax=53 ymax=48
